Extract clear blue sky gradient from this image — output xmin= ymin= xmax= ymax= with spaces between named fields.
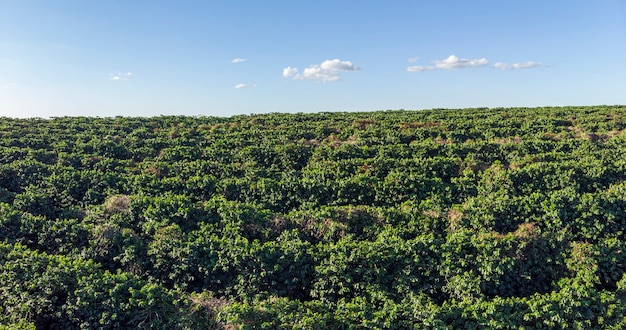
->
xmin=1 ymin=1 xmax=625 ymax=117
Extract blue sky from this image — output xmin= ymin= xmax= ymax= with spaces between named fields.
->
xmin=1 ymin=1 xmax=625 ymax=118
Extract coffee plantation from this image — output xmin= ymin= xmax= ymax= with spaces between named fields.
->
xmin=1 ymin=106 xmax=626 ymax=328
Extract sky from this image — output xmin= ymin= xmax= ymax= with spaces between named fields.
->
xmin=1 ymin=1 xmax=625 ymax=118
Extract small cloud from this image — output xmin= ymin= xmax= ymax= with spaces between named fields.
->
xmin=434 ymin=55 xmax=488 ymax=70
xmin=111 ymin=72 xmax=132 ymax=81
xmin=408 ymin=57 xmax=419 ymax=63
xmin=1 ymin=83 xmax=16 ymax=88
xmin=234 ymin=83 xmax=248 ymax=89
xmin=494 ymin=62 xmax=509 ymax=70
xmin=319 ymin=59 xmax=360 ymax=71
xmin=232 ymin=58 xmax=247 ymax=63
xmin=407 ymin=55 xmax=488 ymax=72
xmin=407 ymin=65 xmax=433 ymax=72
xmin=283 ymin=59 xmax=360 ymax=82
xmin=513 ymin=61 xmax=540 ymax=69
xmin=283 ymin=66 xmax=298 ymax=78
xmin=494 ymin=61 xmax=541 ymax=70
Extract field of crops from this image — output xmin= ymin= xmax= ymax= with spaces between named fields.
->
xmin=2 ymin=106 xmax=626 ymax=328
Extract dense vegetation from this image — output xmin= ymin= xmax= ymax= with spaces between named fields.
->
xmin=1 ymin=106 xmax=626 ymax=329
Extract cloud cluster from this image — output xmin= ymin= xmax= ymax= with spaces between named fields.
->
xmin=494 ymin=61 xmax=541 ymax=70
xmin=234 ymin=83 xmax=248 ymax=89
xmin=407 ymin=55 xmax=541 ymax=73
xmin=407 ymin=55 xmax=488 ymax=72
xmin=111 ymin=72 xmax=132 ymax=81
xmin=283 ymin=59 xmax=361 ymax=82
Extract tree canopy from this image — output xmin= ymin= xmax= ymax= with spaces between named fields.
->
xmin=2 ymin=106 xmax=626 ymax=328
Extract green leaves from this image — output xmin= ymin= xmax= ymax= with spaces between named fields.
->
xmin=2 ymin=106 xmax=626 ymax=327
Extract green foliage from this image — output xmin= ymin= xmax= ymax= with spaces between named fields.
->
xmin=1 ymin=106 xmax=626 ymax=327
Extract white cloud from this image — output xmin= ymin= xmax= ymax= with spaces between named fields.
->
xmin=283 ymin=66 xmax=298 ymax=78
xmin=234 ymin=83 xmax=248 ymax=89
xmin=494 ymin=62 xmax=509 ymax=70
xmin=408 ymin=57 xmax=419 ymax=63
xmin=319 ymin=59 xmax=359 ymax=71
xmin=513 ymin=61 xmax=540 ymax=69
xmin=407 ymin=55 xmax=541 ymax=73
xmin=232 ymin=58 xmax=247 ymax=63
xmin=283 ymin=59 xmax=360 ymax=82
xmin=111 ymin=72 xmax=132 ymax=81
xmin=434 ymin=55 xmax=488 ymax=70
xmin=1 ymin=83 xmax=16 ymax=88
xmin=407 ymin=55 xmax=488 ymax=72
xmin=406 ymin=65 xmax=433 ymax=72
xmin=494 ymin=61 xmax=541 ymax=70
